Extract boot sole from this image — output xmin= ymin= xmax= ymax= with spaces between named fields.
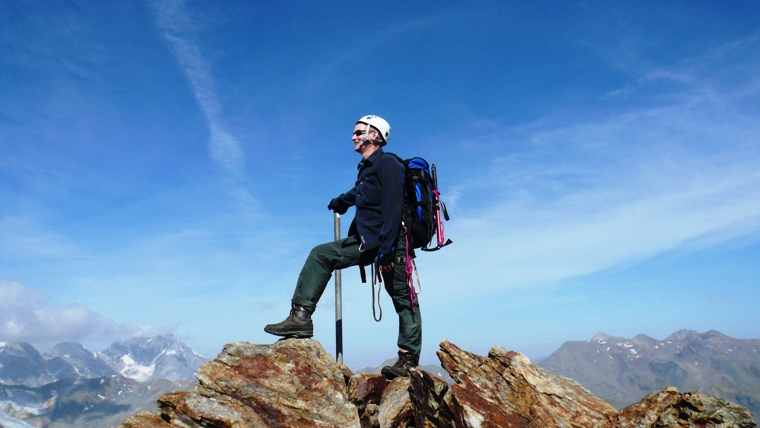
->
xmin=264 ymin=327 xmax=313 ymax=338
xmin=381 ymin=367 xmax=407 ymax=380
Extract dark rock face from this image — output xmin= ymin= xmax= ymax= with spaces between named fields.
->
xmin=348 ymin=373 xmax=387 ymax=427
xmin=408 ymin=369 xmax=456 ymax=427
xmin=537 ymin=329 xmax=760 ymax=416
xmin=120 ymin=339 xmax=757 ymax=428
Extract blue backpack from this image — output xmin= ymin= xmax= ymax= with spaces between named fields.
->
xmin=388 ymin=154 xmax=452 ymax=252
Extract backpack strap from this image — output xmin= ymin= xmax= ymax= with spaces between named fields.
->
xmin=383 ymin=152 xmax=404 ymax=164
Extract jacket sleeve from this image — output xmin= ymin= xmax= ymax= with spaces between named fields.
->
xmin=377 ymin=155 xmax=405 ymax=256
xmin=331 ymin=187 xmax=356 ymax=214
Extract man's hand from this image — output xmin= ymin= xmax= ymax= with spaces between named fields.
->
xmin=378 ymin=253 xmax=395 ymax=273
xmin=328 ymin=198 xmax=348 ymax=215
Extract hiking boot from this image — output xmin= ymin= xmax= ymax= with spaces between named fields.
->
xmin=381 ymin=349 xmax=419 ymax=380
xmin=264 ymin=304 xmax=313 ymax=338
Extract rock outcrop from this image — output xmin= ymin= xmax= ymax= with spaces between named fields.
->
xmin=617 ymin=387 xmax=756 ymax=428
xmin=437 ymin=339 xmax=619 ymax=427
xmin=378 ymin=377 xmax=414 ymax=428
xmin=121 ymin=338 xmax=757 ymax=428
xmin=124 ymin=339 xmax=359 ymax=427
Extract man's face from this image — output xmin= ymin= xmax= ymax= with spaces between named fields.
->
xmin=352 ymin=122 xmax=370 ymax=153
xmin=351 ymin=123 xmax=378 ymax=153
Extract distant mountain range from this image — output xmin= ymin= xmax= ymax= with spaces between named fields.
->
xmin=0 ymin=333 xmax=207 ymax=387
xmin=0 ymin=334 xmax=207 ymax=427
xmin=536 ymin=329 xmax=760 ymax=417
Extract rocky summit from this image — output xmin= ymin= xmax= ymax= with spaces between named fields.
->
xmin=120 ymin=338 xmax=757 ymax=428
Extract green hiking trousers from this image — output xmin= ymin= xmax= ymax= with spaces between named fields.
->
xmin=291 ymin=235 xmax=422 ymax=359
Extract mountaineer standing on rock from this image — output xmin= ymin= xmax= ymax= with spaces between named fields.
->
xmin=264 ymin=115 xmax=421 ymax=379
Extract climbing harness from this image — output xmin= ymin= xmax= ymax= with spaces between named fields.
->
xmin=370 ymin=223 xmax=421 ymax=322
xmin=403 ymin=223 xmax=421 ymax=312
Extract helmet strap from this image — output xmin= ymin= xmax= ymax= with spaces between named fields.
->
xmin=361 ymin=122 xmax=371 ymax=143
xmin=359 ymin=123 xmax=373 ymax=150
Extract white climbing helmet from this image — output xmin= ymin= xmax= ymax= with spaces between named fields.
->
xmin=357 ymin=115 xmax=391 ymax=145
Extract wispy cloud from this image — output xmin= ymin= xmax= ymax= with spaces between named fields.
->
xmin=0 ymin=280 xmax=167 ymax=346
xmin=429 ymin=38 xmax=760 ymax=292
xmin=150 ymin=0 xmax=247 ymax=182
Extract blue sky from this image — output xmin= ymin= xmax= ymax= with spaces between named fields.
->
xmin=2 ymin=0 xmax=759 ymax=369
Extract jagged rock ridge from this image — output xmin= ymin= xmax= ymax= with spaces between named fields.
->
xmin=120 ymin=338 xmax=757 ymax=427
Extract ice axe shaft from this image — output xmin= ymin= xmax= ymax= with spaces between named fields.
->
xmin=334 ymin=212 xmax=343 ymax=364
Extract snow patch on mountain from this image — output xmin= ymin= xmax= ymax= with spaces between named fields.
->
xmin=99 ymin=334 xmax=207 ymax=382
xmin=119 ymin=354 xmax=155 ymax=382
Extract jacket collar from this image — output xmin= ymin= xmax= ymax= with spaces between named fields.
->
xmin=358 ymin=148 xmax=384 ymax=169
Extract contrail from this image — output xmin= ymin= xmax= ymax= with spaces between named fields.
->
xmin=150 ymin=0 xmax=245 ymax=180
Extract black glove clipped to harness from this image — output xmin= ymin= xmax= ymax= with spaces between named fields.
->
xmin=377 ymin=251 xmax=395 ymax=268
xmin=328 ymin=198 xmax=349 ymax=215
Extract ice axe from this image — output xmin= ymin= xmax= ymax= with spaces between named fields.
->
xmin=431 ymin=164 xmax=452 ymax=250
xmin=333 ymin=212 xmax=343 ymax=364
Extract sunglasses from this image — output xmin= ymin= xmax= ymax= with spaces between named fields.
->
xmin=353 ymin=129 xmax=376 ymax=137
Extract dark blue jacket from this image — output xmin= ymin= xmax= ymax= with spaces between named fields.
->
xmin=331 ymin=149 xmax=405 ymax=257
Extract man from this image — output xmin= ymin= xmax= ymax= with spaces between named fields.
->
xmin=264 ymin=115 xmax=422 ymax=379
